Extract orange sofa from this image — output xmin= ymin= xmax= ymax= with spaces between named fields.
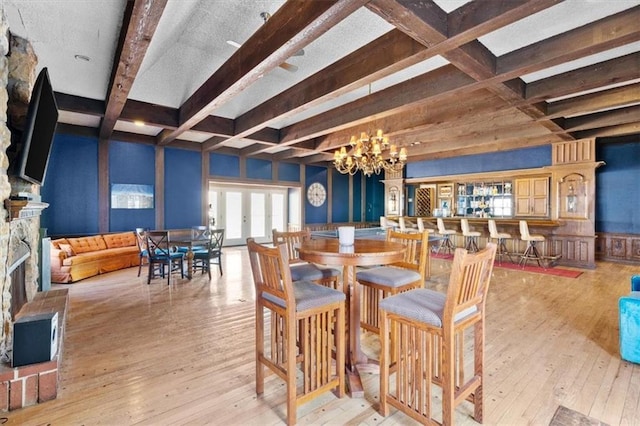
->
xmin=50 ymin=232 xmax=140 ymax=283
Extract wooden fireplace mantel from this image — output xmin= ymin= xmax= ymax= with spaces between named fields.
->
xmin=4 ymin=199 xmax=49 ymax=221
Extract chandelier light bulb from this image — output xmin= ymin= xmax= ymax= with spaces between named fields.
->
xmin=333 ymin=129 xmax=408 ymax=177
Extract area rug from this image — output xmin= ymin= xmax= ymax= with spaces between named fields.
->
xmin=549 ymin=405 xmax=608 ymax=426
xmin=431 ymin=252 xmax=583 ymax=278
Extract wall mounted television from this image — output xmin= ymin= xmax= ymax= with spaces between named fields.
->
xmin=12 ymin=67 xmax=59 ymax=186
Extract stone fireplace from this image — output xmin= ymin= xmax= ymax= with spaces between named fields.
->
xmin=0 ymin=9 xmax=43 ymax=364
xmin=0 ymin=10 xmax=70 ymax=412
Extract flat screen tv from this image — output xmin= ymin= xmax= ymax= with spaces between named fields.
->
xmin=15 ymin=67 xmax=59 ymax=186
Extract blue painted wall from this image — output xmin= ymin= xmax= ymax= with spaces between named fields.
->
xmin=596 ymin=141 xmax=640 ymax=234
xmin=109 ymin=141 xmax=156 ymax=231
xmin=247 ymin=158 xmax=272 ymax=180
xmin=305 ymin=166 xmax=328 ymax=224
xmin=164 ymin=148 xmax=202 ymax=229
xmin=406 ymin=145 xmax=552 ymax=178
xmin=331 ymin=170 xmax=350 ymax=222
xmin=365 ymin=173 xmax=385 ymax=222
xmin=41 ymin=133 xmax=99 ymax=235
xmin=210 ymin=153 xmax=240 ymax=177
xmin=278 ymin=162 xmax=300 ymax=182
xmin=353 ymin=172 xmax=362 ymax=222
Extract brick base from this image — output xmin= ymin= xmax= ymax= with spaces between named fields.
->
xmin=0 ymin=289 xmax=67 ymax=411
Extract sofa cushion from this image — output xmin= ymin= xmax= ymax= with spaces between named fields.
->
xmin=67 ymin=235 xmax=108 ymax=254
xmin=103 ymin=232 xmax=136 ymax=249
xmin=51 ymin=238 xmax=69 ymax=249
xmin=58 ymin=243 xmax=76 ymax=257
xmin=62 ymin=246 xmax=139 ymax=266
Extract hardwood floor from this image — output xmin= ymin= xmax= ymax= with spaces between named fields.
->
xmin=5 ymin=247 xmax=640 ymax=425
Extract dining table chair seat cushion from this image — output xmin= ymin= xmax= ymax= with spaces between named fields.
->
xmin=153 ymin=252 xmax=185 ymax=261
xmin=177 ymin=245 xmax=207 ymax=253
xmin=379 ymin=288 xmax=477 ymax=327
xmin=356 ymin=266 xmax=422 ymax=288
xmin=263 ymin=280 xmax=346 ymax=312
xmin=290 ymin=263 xmax=340 ymax=281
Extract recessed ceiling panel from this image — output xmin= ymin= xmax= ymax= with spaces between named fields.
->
xmin=57 ymin=110 xmax=101 ymax=128
xmin=4 ymin=0 xmax=126 ymax=100
xmin=479 ymin=0 xmax=638 ymax=57
xmin=114 ymin=121 xmax=162 ymax=136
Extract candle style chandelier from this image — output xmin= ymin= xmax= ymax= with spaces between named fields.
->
xmin=333 ymin=129 xmax=408 ymax=177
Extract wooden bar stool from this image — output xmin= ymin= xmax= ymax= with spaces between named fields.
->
xmin=461 ymin=218 xmax=481 ymax=252
xmin=488 ymin=219 xmax=514 ymax=264
xmin=436 ymin=217 xmax=457 ymax=255
xmin=247 ymin=238 xmax=345 ymax=425
xmin=379 ymin=244 xmax=497 ymax=425
xmin=518 ymin=220 xmax=546 ymax=268
xmin=273 ymin=228 xmax=341 ymax=289
xmin=356 ymin=229 xmax=430 ymax=335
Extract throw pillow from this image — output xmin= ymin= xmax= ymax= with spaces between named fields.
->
xmin=58 ymin=243 xmax=75 ymax=257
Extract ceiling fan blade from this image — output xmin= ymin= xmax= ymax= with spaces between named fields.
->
xmin=279 ymin=62 xmax=298 ymax=72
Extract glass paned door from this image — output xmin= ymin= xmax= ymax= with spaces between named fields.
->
xmin=209 ymin=184 xmax=289 ymax=245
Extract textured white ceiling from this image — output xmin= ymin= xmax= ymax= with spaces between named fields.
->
xmin=3 ymin=0 xmax=638 ymax=138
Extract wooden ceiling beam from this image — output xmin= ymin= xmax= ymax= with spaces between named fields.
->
xmin=497 ymin=6 xmax=640 ymax=77
xmin=158 ymin=0 xmax=368 ymax=146
xmin=99 ymin=0 xmax=168 ymax=140
xmin=573 ymin=121 xmax=640 ymax=139
xmin=280 ymin=65 xmax=477 ymax=145
xmin=407 ymin=135 xmax=558 ymax=161
xmin=545 ymin=83 xmax=640 ymax=119
xmin=54 ymin=92 xmax=104 ymax=116
xmin=232 ymin=29 xmax=430 ymax=140
xmin=525 ymin=53 xmax=640 ymax=101
xmin=563 ymin=105 xmax=640 ymax=132
xmin=120 ymin=99 xmax=178 ymax=129
xmin=201 ymin=136 xmax=227 ymax=152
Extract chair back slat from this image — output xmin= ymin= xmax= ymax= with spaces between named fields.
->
xmin=386 ymin=229 xmax=430 ymax=279
xmin=135 ymin=228 xmax=147 ymax=253
xmin=146 ymin=231 xmax=172 ymax=259
xmin=191 ymin=225 xmax=208 ymax=241
xmin=209 ymin=229 xmax=225 ymax=253
xmin=272 ymin=228 xmax=311 ymax=264
xmin=445 ymin=244 xmax=497 ymax=322
xmin=519 ymin=220 xmax=530 ymax=239
xmin=248 ymin=238 xmax=293 ymax=307
xmin=488 ymin=219 xmax=499 ymax=239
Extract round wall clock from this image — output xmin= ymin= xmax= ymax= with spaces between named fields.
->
xmin=307 ymin=182 xmax=326 ymax=207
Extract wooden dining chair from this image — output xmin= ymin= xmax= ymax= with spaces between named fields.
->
xmin=357 ymin=229 xmax=430 ymax=335
xmin=272 ymin=228 xmax=340 ymax=289
xmin=134 ymin=227 xmax=148 ymax=277
xmin=379 ymin=243 xmax=497 ymax=425
xmin=145 ymin=231 xmax=185 ymax=285
xmin=247 ymin=238 xmax=345 ymax=426
xmin=192 ymin=229 xmax=224 ymax=278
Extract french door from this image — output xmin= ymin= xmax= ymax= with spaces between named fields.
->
xmin=208 ymin=184 xmax=289 ymax=246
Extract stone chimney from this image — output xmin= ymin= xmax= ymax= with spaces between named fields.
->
xmin=0 ymin=9 xmax=42 ymax=361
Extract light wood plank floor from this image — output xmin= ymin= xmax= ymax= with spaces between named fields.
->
xmin=5 ymin=247 xmax=640 ymax=425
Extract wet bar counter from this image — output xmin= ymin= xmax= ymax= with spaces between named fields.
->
xmin=393 ymin=217 xmax=595 ymax=269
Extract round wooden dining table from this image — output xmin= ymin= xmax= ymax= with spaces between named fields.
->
xmin=298 ymin=237 xmax=406 ymax=397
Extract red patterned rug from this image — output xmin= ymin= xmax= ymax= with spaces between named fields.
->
xmin=431 ymin=252 xmax=583 ymax=278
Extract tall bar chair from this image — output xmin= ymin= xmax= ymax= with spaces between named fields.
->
xmin=461 ymin=218 xmax=481 ymax=252
xmin=357 ymin=229 xmax=430 ymax=335
xmin=518 ymin=220 xmax=546 ymax=268
xmin=273 ymin=229 xmax=341 ymax=289
xmin=379 ymin=244 xmax=497 ymax=425
xmin=436 ymin=217 xmax=457 ymax=255
xmin=416 ymin=217 xmax=436 ymax=234
xmin=247 ymin=238 xmax=345 ymax=426
xmin=488 ymin=219 xmax=514 ymax=264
